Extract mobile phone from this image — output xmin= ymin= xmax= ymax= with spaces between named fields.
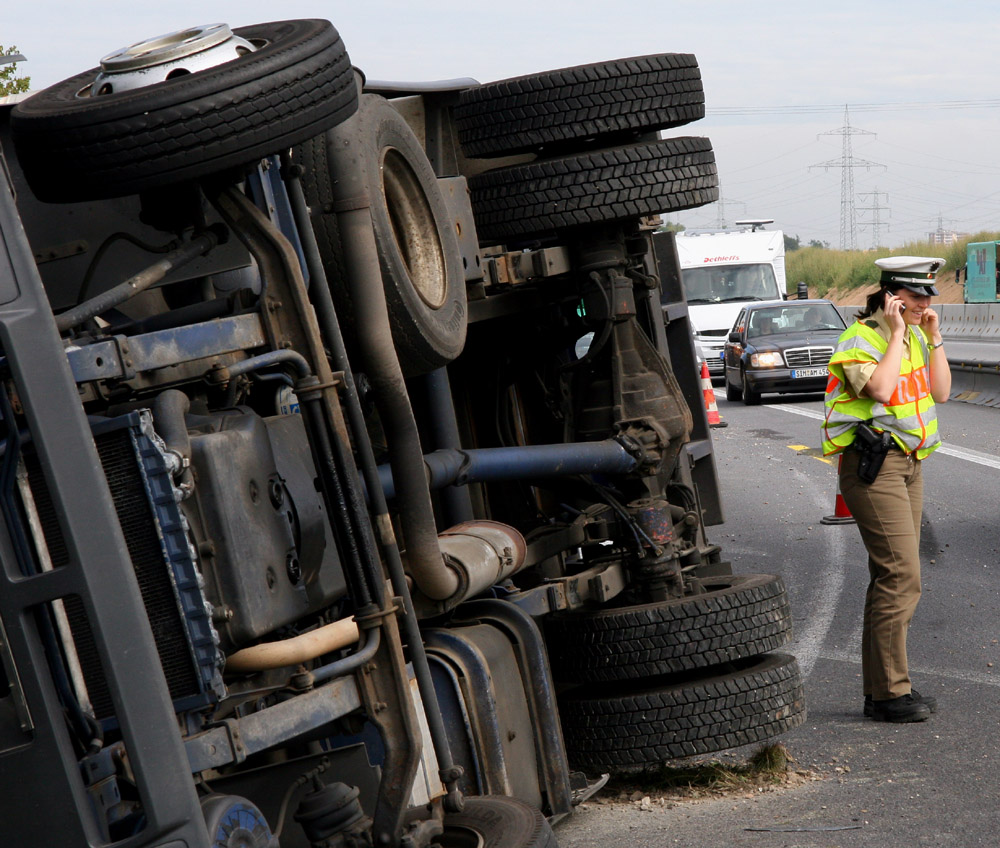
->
xmin=899 ymin=304 xmax=906 ymax=313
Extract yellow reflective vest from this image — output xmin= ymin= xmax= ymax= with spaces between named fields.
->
xmin=822 ymin=317 xmax=941 ymax=459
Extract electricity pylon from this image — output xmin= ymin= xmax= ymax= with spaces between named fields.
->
xmin=810 ymin=106 xmax=885 ymax=251
xmin=857 ymin=187 xmax=890 ymax=249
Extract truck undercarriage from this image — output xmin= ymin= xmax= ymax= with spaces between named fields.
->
xmin=0 ymin=21 xmax=804 ymax=848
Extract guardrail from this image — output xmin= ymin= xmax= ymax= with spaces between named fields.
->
xmin=937 ymin=303 xmax=1000 ymax=339
xmin=837 ymin=303 xmax=1000 ymax=409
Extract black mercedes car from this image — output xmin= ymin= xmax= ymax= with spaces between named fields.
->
xmin=723 ymin=299 xmax=847 ymax=404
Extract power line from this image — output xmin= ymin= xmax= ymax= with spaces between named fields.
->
xmin=708 ymin=99 xmax=1000 ymax=117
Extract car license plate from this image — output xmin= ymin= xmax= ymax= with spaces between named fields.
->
xmin=791 ymin=367 xmax=828 ymax=379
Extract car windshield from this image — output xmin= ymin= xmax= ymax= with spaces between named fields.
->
xmin=746 ymin=303 xmax=844 ymax=339
xmin=683 ymin=263 xmax=778 ymax=303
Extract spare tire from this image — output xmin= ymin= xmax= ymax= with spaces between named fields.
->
xmin=455 ymin=54 xmax=705 ymax=158
xmin=468 ymin=137 xmax=718 ymax=244
xmin=545 ymin=573 xmax=793 ymax=683
xmin=298 ymin=94 xmax=467 ymax=376
xmin=10 ymin=20 xmax=357 ymax=202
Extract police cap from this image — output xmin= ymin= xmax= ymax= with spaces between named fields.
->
xmin=875 ymin=255 xmax=944 ymax=296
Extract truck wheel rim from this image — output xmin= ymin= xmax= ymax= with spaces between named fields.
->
xmin=381 ymin=147 xmax=448 ymax=309
xmin=91 ymin=23 xmax=256 ymax=95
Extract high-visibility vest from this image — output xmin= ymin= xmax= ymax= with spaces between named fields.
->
xmin=822 ymin=318 xmax=941 ymax=459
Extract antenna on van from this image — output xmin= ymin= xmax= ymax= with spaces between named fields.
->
xmin=734 ymin=219 xmax=774 ymax=233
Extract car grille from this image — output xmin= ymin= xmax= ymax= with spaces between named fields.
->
xmin=784 ymin=346 xmax=834 ymax=368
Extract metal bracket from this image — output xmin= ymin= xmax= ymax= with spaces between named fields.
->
xmin=501 ymin=561 xmax=627 ymax=616
xmin=64 ymin=312 xmax=267 ymax=384
xmin=482 ymin=246 xmax=571 ymax=289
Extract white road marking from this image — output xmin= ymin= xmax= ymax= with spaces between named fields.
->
xmin=771 ymin=404 xmax=1000 ymax=470
xmin=790 ymin=467 xmax=848 ymax=679
xmin=770 ymin=404 xmax=825 ymax=421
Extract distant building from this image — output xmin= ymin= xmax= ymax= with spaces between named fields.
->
xmin=927 ymin=219 xmax=964 ymax=245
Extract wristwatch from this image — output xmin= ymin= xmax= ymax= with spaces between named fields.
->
xmin=928 ymin=341 xmax=944 ymax=350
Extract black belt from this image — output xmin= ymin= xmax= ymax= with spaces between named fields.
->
xmin=848 ymin=438 xmax=905 ymax=453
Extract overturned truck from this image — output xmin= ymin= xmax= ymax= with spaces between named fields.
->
xmin=0 ymin=20 xmax=805 ymax=848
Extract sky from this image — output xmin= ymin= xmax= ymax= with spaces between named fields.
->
xmin=6 ymin=0 xmax=1000 ymax=250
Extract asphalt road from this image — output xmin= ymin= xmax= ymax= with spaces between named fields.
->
xmin=555 ymin=391 xmax=1000 ymax=848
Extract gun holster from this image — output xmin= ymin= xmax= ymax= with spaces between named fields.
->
xmin=853 ymin=422 xmax=893 ymax=484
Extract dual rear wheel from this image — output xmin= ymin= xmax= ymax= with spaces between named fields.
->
xmin=545 ymin=575 xmax=804 ymax=771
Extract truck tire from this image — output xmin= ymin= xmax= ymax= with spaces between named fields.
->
xmin=545 ymin=574 xmax=793 ymax=683
xmin=559 ymin=652 xmax=806 ymax=771
xmin=468 ymin=137 xmax=717 ymax=244
xmin=10 ymin=20 xmax=357 ymax=203
xmin=298 ymin=94 xmax=467 ymax=376
xmin=454 ymin=54 xmax=704 ymax=158
xmin=436 ymin=797 xmax=558 ymax=848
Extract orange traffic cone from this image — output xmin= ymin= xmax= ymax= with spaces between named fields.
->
xmin=821 ymin=455 xmax=855 ymax=525
xmin=701 ymin=361 xmax=727 ymax=428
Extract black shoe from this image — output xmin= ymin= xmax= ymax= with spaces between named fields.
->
xmin=869 ymin=693 xmax=932 ymax=723
xmin=864 ymin=689 xmax=938 ymax=717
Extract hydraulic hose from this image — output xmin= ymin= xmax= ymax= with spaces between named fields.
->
xmin=151 ymin=389 xmax=193 ymax=494
xmin=224 ymin=616 xmax=360 ymax=673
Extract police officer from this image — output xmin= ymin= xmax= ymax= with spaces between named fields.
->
xmin=822 ymin=256 xmax=952 ymax=723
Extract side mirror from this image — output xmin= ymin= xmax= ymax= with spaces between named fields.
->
xmin=728 ymin=331 xmax=741 ymax=343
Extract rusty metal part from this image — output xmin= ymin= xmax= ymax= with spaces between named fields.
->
xmin=65 ymin=312 xmax=267 ymax=387
xmin=455 ymin=599 xmax=574 ymax=821
xmin=481 ymin=245 xmax=571 ymax=289
xmin=355 ymin=610 xmax=424 ymax=848
xmin=569 ymin=234 xmax=693 ymax=477
xmin=468 ymin=560 xmax=628 ymax=619
xmin=437 ymin=521 xmax=527 ymax=600
xmin=630 ymin=498 xmax=675 ymax=546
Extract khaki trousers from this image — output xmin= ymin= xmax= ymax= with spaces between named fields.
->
xmin=839 ymin=449 xmax=924 ymax=700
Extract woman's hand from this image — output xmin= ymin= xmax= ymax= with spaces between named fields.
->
xmin=862 ymin=290 xmax=908 ymax=403
xmin=883 ymin=291 xmax=906 ymax=335
xmin=921 ymin=306 xmax=942 ymax=343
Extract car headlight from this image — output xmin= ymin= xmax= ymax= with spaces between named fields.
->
xmin=750 ymin=351 xmax=783 ymax=368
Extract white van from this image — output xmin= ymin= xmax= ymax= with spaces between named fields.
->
xmin=674 ymin=220 xmax=786 ymax=376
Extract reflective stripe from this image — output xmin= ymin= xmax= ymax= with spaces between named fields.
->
xmin=822 ymin=319 xmax=941 ymax=459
